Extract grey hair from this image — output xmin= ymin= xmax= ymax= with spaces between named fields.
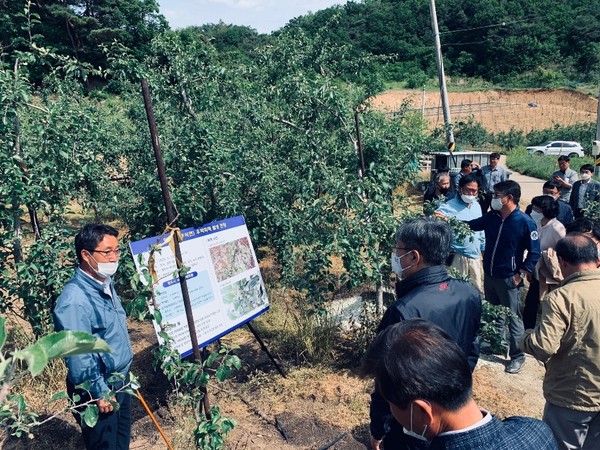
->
xmin=395 ymin=217 xmax=452 ymax=265
xmin=435 ymin=172 xmax=450 ymax=183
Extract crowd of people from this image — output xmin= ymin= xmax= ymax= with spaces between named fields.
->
xmin=51 ymin=153 xmax=599 ymax=450
xmin=363 ymin=153 xmax=600 ymax=449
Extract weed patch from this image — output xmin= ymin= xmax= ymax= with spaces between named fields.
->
xmin=506 ymin=148 xmax=594 ymax=180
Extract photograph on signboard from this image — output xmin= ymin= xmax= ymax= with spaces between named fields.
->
xmin=221 ymin=274 xmax=267 ymax=321
xmin=209 ymin=237 xmax=256 ymax=282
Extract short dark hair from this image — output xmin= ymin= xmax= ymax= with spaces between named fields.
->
xmin=556 ymin=235 xmax=598 ymax=265
xmin=565 ymin=218 xmax=600 ymax=241
xmin=531 ymin=195 xmax=559 ymax=219
xmin=458 ymin=173 xmax=480 ymax=188
xmin=542 ymin=181 xmax=559 ymax=192
xmin=494 ymin=180 xmax=521 ymax=205
xmin=362 ymin=319 xmax=472 ymax=411
xmin=557 ymin=155 xmax=570 ymax=163
xmin=75 ymin=224 xmax=119 ymax=263
xmin=490 ymin=152 xmax=501 ymax=159
xmin=395 ymin=217 xmax=451 ymax=265
xmin=580 ymin=164 xmax=594 ymax=173
xmin=460 ymin=159 xmax=472 ymax=170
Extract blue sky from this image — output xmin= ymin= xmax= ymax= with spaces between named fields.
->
xmin=158 ymin=0 xmax=347 ymax=34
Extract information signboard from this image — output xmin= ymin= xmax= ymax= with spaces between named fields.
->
xmin=130 ymin=216 xmax=269 ymax=357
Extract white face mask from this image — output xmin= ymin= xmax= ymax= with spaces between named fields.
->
xmin=491 ymin=197 xmax=504 ymax=211
xmin=530 ymin=210 xmax=544 ymax=223
xmin=581 ymin=173 xmax=592 ymax=181
xmin=391 ymin=251 xmax=413 ymax=279
xmin=89 ymin=254 xmax=119 ymax=278
xmin=461 ymin=194 xmax=477 ymax=204
xmin=402 ymin=402 xmax=429 ymax=442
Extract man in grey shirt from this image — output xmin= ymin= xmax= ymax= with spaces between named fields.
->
xmin=481 ymin=152 xmax=508 ymax=212
xmin=552 ymin=156 xmax=578 ymax=202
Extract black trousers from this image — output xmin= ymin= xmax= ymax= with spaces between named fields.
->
xmin=523 ymin=277 xmax=540 ymax=330
xmin=67 ymin=376 xmax=131 ymax=450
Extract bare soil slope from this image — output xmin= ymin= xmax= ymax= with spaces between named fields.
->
xmin=371 ymin=88 xmax=598 ymax=133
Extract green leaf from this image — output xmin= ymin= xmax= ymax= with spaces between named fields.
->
xmin=75 ymin=380 xmax=92 ymax=392
xmin=198 ymin=371 xmax=210 ymax=386
xmin=82 ymin=405 xmax=99 ymax=428
xmin=215 ymin=365 xmax=231 ymax=382
xmin=0 ymin=359 xmax=12 ymax=381
xmin=227 ymin=355 xmax=242 ymax=370
xmin=204 ymin=351 xmax=218 ymax=368
xmin=50 ymin=391 xmax=70 ymax=402
xmin=36 ymin=331 xmax=111 ymax=360
xmin=13 ymin=342 xmax=48 ymax=377
xmin=0 ymin=316 xmax=6 ymax=351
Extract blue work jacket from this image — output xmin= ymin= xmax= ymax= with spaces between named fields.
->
xmin=468 ymin=208 xmax=541 ymax=278
xmin=53 ymin=268 xmax=133 ymax=398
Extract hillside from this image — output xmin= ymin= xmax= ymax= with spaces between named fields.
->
xmin=286 ymin=0 xmax=600 ymax=83
xmin=371 ymin=88 xmax=599 ymax=133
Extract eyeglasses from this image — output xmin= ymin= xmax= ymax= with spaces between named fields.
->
xmin=88 ymin=248 xmax=121 ymax=257
xmin=491 ymin=193 xmax=508 ymax=199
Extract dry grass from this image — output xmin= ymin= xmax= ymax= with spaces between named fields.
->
xmin=241 ymin=366 xmax=371 ymax=428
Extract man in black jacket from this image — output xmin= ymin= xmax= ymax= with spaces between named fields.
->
xmin=370 ymin=217 xmax=482 ymax=450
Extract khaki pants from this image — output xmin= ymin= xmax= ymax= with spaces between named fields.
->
xmin=450 ymin=253 xmax=483 ymax=292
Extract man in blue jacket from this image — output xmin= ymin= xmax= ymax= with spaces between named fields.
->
xmin=467 ymin=180 xmax=540 ymax=374
xmin=369 ymin=217 xmax=482 ymax=449
xmin=53 ymin=224 xmax=133 ymax=450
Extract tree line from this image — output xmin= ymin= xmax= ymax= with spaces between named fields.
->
xmin=2 ymin=0 xmax=599 ymax=87
xmin=287 ymin=0 xmax=600 ymax=85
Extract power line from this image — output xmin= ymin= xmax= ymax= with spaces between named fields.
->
xmin=439 ymin=16 xmax=538 ymax=35
xmin=442 ymin=40 xmax=490 ymax=47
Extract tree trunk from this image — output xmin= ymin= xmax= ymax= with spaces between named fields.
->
xmin=12 ymin=107 xmax=23 ymax=263
xmin=376 ymin=283 xmax=384 ymax=314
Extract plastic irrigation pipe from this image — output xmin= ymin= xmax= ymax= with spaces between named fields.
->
xmin=136 ymin=389 xmax=174 ymax=450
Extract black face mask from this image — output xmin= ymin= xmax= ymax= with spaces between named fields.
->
xmin=438 ymin=187 xmax=449 ymax=194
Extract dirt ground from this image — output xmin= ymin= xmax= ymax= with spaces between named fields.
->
xmin=4 ymin=307 xmax=547 ymax=450
xmin=371 ymin=88 xmax=598 ymax=133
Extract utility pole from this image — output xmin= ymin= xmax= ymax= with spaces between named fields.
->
xmin=421 ymin=85 xmax=426 ymax=119
xmin=429 ymin=0 xmax=454 ymax=150
xmin=596 ymin=85 xmax=600 ymax=141
xmin=594 ymin=85 xmax=600 ymax=177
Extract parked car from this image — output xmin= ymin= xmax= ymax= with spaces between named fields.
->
xmin=526 ymin=141 xmax=585 ymax=157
